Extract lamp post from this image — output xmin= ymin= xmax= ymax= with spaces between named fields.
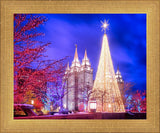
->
xmin=89 ymin=100 xmax=97 ymax=113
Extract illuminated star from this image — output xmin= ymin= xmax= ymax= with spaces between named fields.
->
xmin=101 ymin=19 xmax=109 ymax=33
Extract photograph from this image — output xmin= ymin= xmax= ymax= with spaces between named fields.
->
xmin=14 ymin=14 xmax=146 ymax=119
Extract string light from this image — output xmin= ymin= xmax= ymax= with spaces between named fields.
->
xmin=92 ymin=21 xmax=125 ymax=112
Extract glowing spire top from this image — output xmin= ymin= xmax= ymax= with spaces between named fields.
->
xmin=82 ymin=49 xmax=91 ymax=67
xmin=65 ymin=62 xmax=70 ymax=74
xmin=101 ymin=19 xmax=109 ymax=33
xmin=115 ymin=65 xmax=121 ymax=76
xmin=115 ymin=65 xmax=123 ymax=83
xmin=66 ymin=62 xmax=70 ymax=71
xmin=84 ymin=49 xmax=88 ymax=60
xmin=74 ymin=44 xmax=79 ymax=60
xmin=71 ymin=44 xmax=80 ymax=68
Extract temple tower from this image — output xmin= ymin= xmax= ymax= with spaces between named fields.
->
xmin=63 ymin=46 xmax=93 ymax=111
xmin=115 ymin=66 xmax=124 ymax=91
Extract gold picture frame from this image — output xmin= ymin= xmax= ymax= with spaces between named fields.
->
xmin=0 ymin=0 xmax=159 ymax=132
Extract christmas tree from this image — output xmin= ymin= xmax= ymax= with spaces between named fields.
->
xmin=92 ymin=20 xmax=125 ymax=112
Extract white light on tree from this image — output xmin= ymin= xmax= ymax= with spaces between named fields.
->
xmin=31 ymin=100 xmax=34 ymax=105
xmin=91 ymin=20 xmax=125 ymax=113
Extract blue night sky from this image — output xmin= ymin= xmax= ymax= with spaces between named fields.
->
xmin=37 ymin=14 xmax=146 ymax=91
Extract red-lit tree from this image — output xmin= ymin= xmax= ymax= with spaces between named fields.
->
xmin=14 ymin=14 xmax=67 ymax=105
xmin=130 ymin=90 xmax=146 ymax=112
xmin=140 ymin=91 xmax=146 ymax=112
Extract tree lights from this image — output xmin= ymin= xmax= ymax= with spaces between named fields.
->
xmin=14 ymin=14 xmax=67 ymax=107
xmin=91 ymin=20 xmax=125 ymax=112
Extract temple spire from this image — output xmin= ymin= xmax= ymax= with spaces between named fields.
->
xmin=71 ymin=44 xmax=80 ymax=69
xmin=65 ymin=62 xmax=70 ymax=74
xmin=116 ymin=65 xmax=121 ymax=75
xmin=66 ymin=62 xmax=70 ymax=71
xmin=82 ymin=49 xmax=91 ymax=67
xmin=84 ymin=49 xmax=88 ymax=60
xmin=74 ymin=44 xmax=78 ymax=61
xmin=115 ymin=65 xmax=123 ymax=83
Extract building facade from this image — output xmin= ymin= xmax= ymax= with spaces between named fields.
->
xmin=63 ymin=46 xmax=93 ymax=111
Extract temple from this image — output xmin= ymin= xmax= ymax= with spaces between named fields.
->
xmin=63 ymin=45 xmax=93 ymax=111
